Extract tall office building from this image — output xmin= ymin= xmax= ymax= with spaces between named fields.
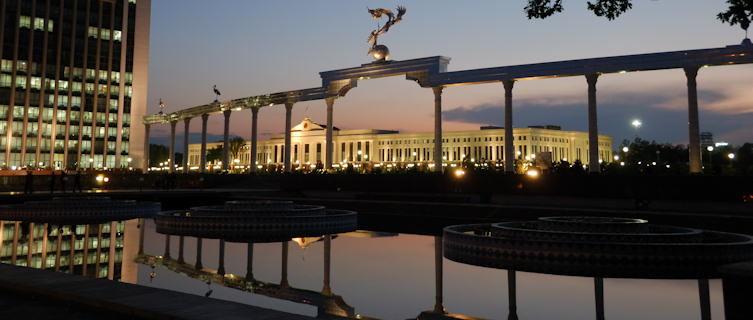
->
xmin=0 ymin=0 xmax=150 ymax=170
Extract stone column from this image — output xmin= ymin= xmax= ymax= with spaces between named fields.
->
xmin=143 ymin=124 xmax=151 ymax=171
xmin=68 ymin=228 xmax=76 ymax=273
xmin=107 ymin=221 xmax=116 ymax=280
xmin=138 ymin=218 xmax=145 ymax=254
xmin=182 ymin=118 xmax=190 ymax=173
xmin=246 ymin=243 xmax=254 ymax=280
xmin=250 ymin=107 xmax=259 ymax=173
xmin=222 ymin=110 xmax=231 ymax=171
xmin=169 ymin=121 xmax=177 ymax=173
xmin=177 ymin=236 xmax=185 ymax=264
xmin=508 ymin=270 xmax=518 ymax=320
xmin=325 ymin=97 xmax=335 ymax=169
xmin=218 ymin=239 xmax=225 ymax=276
xmin=54 ymin=226 xmax=62 ymax=272
xmin=432 ymin=87 xmax=444 ymax=173
xmin=0 ymin=222 xmax=3 ymax=260
xmin=698 ymin=279 xmax=711 ymax=320
xmin=322 ymin=235 xmax=332 ymax=295
xmin=94 ymin=224 xmax=103 ymax=277
xmin=281 ymin=241 xmax=289 ymax=287
xmin=195 ymin=237 xmax=203 ymax=269
xmin=82 ymin=224 xmax=90 ymax=276
xmin=200 ymin=114 xmax=209 ymax=173
xmin=26 ymin=222 xmax=35 ymax=267
xmin=11 ymin=222 xmax=19 ymax=265
xmin=164 ymin=234 xmax=171 ymax=258
xmin=685 ymin=67 xmax=702 ymax=174
xmin=433 ymin=236 xmax=445 ymax=313
xmin=284 ymin=103 xmax=293 ymax=173
xmin=586 ymin=73 xmax=600 ymax=174
xmin=502 ymin=80 xmax=515 ymax=174
xmin=595 ymin=277 xmax=605 ymax=320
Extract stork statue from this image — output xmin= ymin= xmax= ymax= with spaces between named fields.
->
xmin=213 ymin=85 xmax=222 ymax=103
xmin=367 ymin=6 xmax=406 ymax=61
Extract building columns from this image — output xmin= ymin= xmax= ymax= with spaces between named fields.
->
xmin=433 ymin=236 xmax=445 ymax=313
xmin=250 ymin=107 xmax=259 ymax=173
xmin=322 ymin=235 xmax=332 ymax=295
xmin=432 ymin=87 xmax=444 ymax=173
xmin=218 ymin=239 xmax=225 ymax=276
xmin=246 ymin=243 xmax=254 ymax=280
xmin=164 ymin=234 xmax=171 ymax=258
xmin=325 ymin=97 xmax=335 ymax=169
xmin=222 ymin=110 xmax=231 ymax=171
xmin=177 ymin=236 xmax=185 ymax=264
xmin=284 ymin=102 xmax=294 ymax=173
xmin=595 ymin=277 xmax=605 ymax=320
xmin=182 ymin=118 xmax=190 ymax=173
xmin=508 ymin=270 xmax=518 ymax=320
xmin=502 ymin=80 xmax=515 ymax=174
xmin=685 ymin=67 xmax=702 ymax=174
xmin=698 ymin=279 xmax=711 ymax=320
xmin=586 ymin=73 xmax=600 ymax=174
xmin=200 ymin=114 xmax=208 ymax=173
xmin=143 ymin=124 xmax=150 ymax=171
xmin=281 ymin=241 xmax=290 ymax=287
xmin=195 ymin=237 xmax=203 ymax=269
xmin=169 ymin=121 xmax=177 ymax=173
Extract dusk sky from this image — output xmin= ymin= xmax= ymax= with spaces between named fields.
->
xmin=146 ymin=1 xmax=753 ymax=151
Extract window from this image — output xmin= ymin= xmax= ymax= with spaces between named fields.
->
xmin=19 ymin=16 xmax=31 ymax=29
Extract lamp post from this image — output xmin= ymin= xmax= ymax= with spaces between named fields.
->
xmin=706 ymin=146 xmax=714 ymax=171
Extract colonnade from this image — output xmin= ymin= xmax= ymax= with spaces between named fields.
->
xmin=145 ymin=67 xmax=704 ymax=175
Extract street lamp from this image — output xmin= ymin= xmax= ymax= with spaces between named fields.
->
xmin=622 ymin=146 xmax=629 ymax=153
xmin=631 ymin=119 xmax=642 ymax=128
xmin=728 ymin=153 xmax=736 ymax=159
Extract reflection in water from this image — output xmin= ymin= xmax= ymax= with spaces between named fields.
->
xmin=0 ymin=219 xmax=139 ymax=281
xmin=137 ymin=234 xmax=365 ymax=319
xmin=136 ymin=222 xmax=724 ymax=320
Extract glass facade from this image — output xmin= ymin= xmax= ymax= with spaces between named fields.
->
xmin=1 ymin=0 xmax=147 ymax=170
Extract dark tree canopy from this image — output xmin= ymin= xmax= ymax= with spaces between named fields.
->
xmin=525 ymin=0 xmax=632 ymax=20
xmin=717 ymin=0 xmax=753 ymax=33
xmin=229 ymin=136 xmax=246 ymax=161
xmin=206 ymin=145 xmax=223 ymax=163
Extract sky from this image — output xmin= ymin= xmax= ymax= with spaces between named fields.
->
xmin=146 ymin=1 xmax=753 ymax=151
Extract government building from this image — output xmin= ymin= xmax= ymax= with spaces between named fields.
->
xmin=1 ymin=0 xmax=150 ymax=170
xmin=187 ymin=118 xmax=613 ymax=170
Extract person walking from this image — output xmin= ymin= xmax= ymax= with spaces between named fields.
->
xmin=60 ymin=171 xmax=68 ymax=193
xmin=24 ymin=171 xmax=34 ymax=194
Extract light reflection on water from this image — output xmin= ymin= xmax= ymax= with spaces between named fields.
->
xmin=135 ymin=219 xmax=724 ymax=320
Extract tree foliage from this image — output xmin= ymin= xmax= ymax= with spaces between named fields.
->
xmin=149 ymin=144 xmax=169 ymax=167
xmin=206 ymin=145 xmax=223 ymax=163
xmin=525 ymin=0 xmax=631 ymax=20
xmin=717 ymin=0 xmax=753 ymax=32
xmin=229 ymin=136 xmax=246 ymax=161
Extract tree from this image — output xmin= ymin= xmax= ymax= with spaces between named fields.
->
xmin=717 ymin=0 xmax=753 ymax=38
xmin=206 ymin=145 xmax=223 ymax=163
xmin=525 ymin=0 xmax=632 ymax=20
xmin=229 ymin=136 xmax=246 ymax=162
xmin=149 ymin=144 xmax=169 ymax=167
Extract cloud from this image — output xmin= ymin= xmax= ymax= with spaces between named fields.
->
xmin=444 ymin=88 xmax=753 ymax=146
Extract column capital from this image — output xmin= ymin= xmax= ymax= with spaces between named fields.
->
xmin=201 ymin=113 xmax=209 ymax=121
xmin=325 ymin=96 xmax=335 ymax=107
xmin=223 ymin=109 xmax=231 ymax=117
xmin=170 ymin=121 xmax=177 ymax=128
xmin=585 ymin=73 xmax=599 ymax=86
xmin=502 ymin=79 xmax=515 ymax=91
xmin=432 ymin=86 xmax=444 ymax=96
xmin=284 ymin=102 xmax=294 ymax=110
xmin=684 ymin=66 xmax=699 ymax=79
xmin=183 ymin=117 xmax=191 ymax=124
xmin=251 ymin=106 xmax=259 ymax=115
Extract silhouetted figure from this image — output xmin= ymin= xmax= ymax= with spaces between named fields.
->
xmin=24 ymin=171 xmax=34 ymax=194
xmin=73 ymin=171 xmax=82 ymax=193
xmin=60 ymin=171 xmax=68 ymax=193
xmin=49 ymin=172 xmax=56 ymax=194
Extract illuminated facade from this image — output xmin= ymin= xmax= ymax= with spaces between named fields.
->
xmin=0 ymin=0 xmax=150 ymax=170
xmin=187 ymin=118 xmax=612 ymax=169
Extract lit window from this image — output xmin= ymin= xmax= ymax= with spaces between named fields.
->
xmin=19 ymin=16 xmax=31 ymax=29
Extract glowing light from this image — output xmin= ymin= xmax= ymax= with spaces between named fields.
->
xmin=620 ymin=162 xmax=625 ymax=166
xmin=613 ymin=155 xmax=620 ymax=161
xmin=562 ymin=158 xmax=567 ymax=162
xmin=728 ymin=153 xmax=736 ymax=159
xmin=631 ymin=119 xmax=642 ymax=128
xmin=526 ymin=169 xmax=539 ymax=178
xmin=706 ymin=146 xmax=714 ymax=152
xmin=622 ymin=146 xmax=629 ymax=153
xmin=652 ymin=162 xmax=657 ymax=166
xmin=454 ymin=169 xmax=465 ymax=177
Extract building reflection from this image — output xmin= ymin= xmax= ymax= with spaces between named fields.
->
xmin=0 ymin=219 xmax=140 ymax=281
